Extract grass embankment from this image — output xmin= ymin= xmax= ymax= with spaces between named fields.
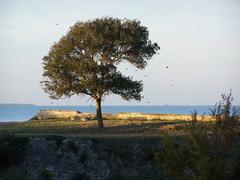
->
xmin=0 ymin=119 xmax=188 ymax=138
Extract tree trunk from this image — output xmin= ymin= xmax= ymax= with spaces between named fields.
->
xmin=96 ymin=97 xmax=104 ymax=128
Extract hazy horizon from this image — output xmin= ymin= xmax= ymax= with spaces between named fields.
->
xmin=1 ymin=0 xmax=240 ymax=106
xmin=3 ymin=103 xmax=238 ymax=106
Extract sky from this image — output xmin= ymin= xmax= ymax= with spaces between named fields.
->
xmin=0 ymin=0 xmax=240 ymax=106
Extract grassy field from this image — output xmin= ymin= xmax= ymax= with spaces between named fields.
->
xmin=0 ymin=119 xmax=188 ymax=138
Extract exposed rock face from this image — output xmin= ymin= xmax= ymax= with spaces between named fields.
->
xmin=21 ymin=137 xmax=162 ymax=180
xmin=35 ymin=110 xmax=212 ymax=121
xmin=24 ymin=138 xmax=110 ymax=180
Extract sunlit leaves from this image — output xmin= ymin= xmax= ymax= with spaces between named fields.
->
xmin=41 ymin=17 xmax=159 ymax=101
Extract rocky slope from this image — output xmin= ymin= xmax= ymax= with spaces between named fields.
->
xmin=2 ymin=137 xmax=163 ymax=180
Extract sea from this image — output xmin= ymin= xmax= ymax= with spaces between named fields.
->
xmin=0 ymin=104 xmax=218 ymax=122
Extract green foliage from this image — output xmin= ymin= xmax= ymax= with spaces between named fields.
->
xmin=0 ymin=167 xmax=27 ymax=180
xmin=0 ymin=133 xmax=28 ymax=169
xmin=154 ymin=136 xmax=199 ymax=179
xmin=41 ymin=169 xmax=54 ymax=180
xmin=0 ymin=133 xmax=28 ymax=179
xmin=211 ymin=91 xmax=239 ymax=152
xmin=41 ymin=17 xmax=159 ymax=101
xmin=154 ymin=92 xmax=240 ymax=180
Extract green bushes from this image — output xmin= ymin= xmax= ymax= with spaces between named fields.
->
xmin=0 ymin=167 xmax=27 ymax=180
xmin=41 ymin=169 xmax=54 ymax=180
xmin=0 ymin=133 xmax=28 ymax=179
xmin=154 ymin=92 xmax=240 ymax=179
xmin=0 ymin=133 xmax=28 ymax=168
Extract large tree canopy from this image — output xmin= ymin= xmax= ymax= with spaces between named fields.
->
xmin=41 ymin=17 xmax=160 ymax=128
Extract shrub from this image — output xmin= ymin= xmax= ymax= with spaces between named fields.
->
xmin=0 ymin=167 xmax=27 ymax=180
xmin=0 ymin=133 xmax=28 ymax=168
xmin=41 ymin=169 xmax=54 ymax=180
xmin=154 ymin=92 xmax=240 ymax=179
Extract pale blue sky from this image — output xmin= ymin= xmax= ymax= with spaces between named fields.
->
xmin=0 ymin=0 xmax=239 ymax=105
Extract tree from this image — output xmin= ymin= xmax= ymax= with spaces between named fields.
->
xmin=41 ymin=17 xmax=160 ymax=128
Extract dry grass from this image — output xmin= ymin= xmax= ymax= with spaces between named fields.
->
xmin=0 ymin=119 xmax=188 ymax=138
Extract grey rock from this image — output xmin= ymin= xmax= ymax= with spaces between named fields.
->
xmin=16 ymin=137 xmax=164 ymax=179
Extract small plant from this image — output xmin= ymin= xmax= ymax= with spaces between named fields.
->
xmin=209 ymin=91 xmax=240 ymax=178
xmin=41 ymin=169 xmax=54 ymax=180
xmin=191 ymin=110 xmax=198 ymax=126
xmin=211 ymin=91 xmax=239 ymax=147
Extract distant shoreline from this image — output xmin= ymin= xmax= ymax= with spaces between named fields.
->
xmin=1 ymin=104 xmax=240 ymax=107
xmin=0 ymin=103 xmax=35 ymax=106
xmin=1 ymin=105 xmax=239 ymax=123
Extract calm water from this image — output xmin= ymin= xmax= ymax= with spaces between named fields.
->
xmin=0 ymin=104 xmax=216 ymax=122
